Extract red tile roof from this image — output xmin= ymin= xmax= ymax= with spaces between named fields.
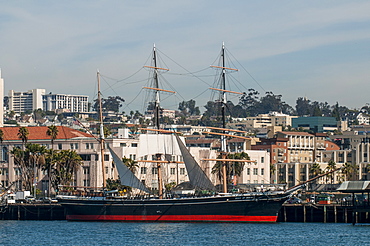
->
xmin=0 ymin=126 xmax=93 ymax=141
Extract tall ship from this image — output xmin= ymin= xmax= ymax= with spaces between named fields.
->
xmin=58 ymin=44 xmax=298 ymax=222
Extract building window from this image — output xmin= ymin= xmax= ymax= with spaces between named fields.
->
xmin=261 ymin=157 xmax=264 ymax=163
xmin=58 ymin=144 xmax=62 ymax=150
xmin=130 ymin=154 xmax=136 ymax=160
xmin=105 ymin=167 xmax=109 ymax=174
xmin=131 ymin=143 xmax=138 ymax=147
xmin=0 ymin=168 xmax=8 ymax=176
xmin=253 ymin=168 xmax=258 ymax=175
xmin=83 ymin=167 xmax=90 ymax=175
xmin=120 ymin=143 xmax=126 ymax=147
xmin=141 ymin=167 xmax=147 ymax=174
xmin=86 ymin=143 xmax=90 ymax=149
xmin=152 ymin=167 xmax=158 ymax=175
xmin=104 ymin=154 xmax=109 ymax=161
xmin=247 ymin=168 xmax=250 ymax=175
xmin=170 ymin=168 xmax=176 ymax=175
xmin=180 ymin=168 xmax=185 ymax=175
xmin=261 ymin=168 xmax=264 ymax=176
xmin=14 ymin=168 xmax=21 ymax=176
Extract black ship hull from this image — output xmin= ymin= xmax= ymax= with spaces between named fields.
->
xmin=60 ymin=193 xmax=288 ymax=223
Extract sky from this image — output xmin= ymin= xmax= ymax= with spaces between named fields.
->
xmin=1 ymin=1 xmax=370 ymax=113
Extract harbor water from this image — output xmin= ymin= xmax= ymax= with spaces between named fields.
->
xmin=0 ymin=221 xmax=369 ymax=245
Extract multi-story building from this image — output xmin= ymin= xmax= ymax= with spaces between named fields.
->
xmin=251 ymin=137 xmax=289 ymax=165
xmin=292 ymin=116 xmax=338 ymax=133
xmin=238 ymin=150 xmax=270 ymax=185
xmin=276 ymin=131 xmax=315 ymax=163
xmin=269 ymin=112 xmax=298 ymax=127
xmin=0 ymin=126 xmax=101 ymax=191
xmin=43 ymin=93 xmax=89 ymax=113
xmin=8 ymin=89 xmax=46 ymax=113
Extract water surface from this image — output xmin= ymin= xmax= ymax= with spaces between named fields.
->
xmin=0 ymin=221 xmax=368 ymax=245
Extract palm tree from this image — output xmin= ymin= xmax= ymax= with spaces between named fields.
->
xmin=46 ymin=125 xmax=58 ymax=196
xmin=51 ymin=150 xmax=82 ymax=191
xmin=309 ymin=163 xmax=322 ymax=177
xmin=10 ymin=143 xmax=48 ymax=191
xmin=325 ymin=160 xmax=337 ymax=184
xmin=309 ymin=162 xmax=322 ymax=189
xmin=211 ymin=152 xmax=248 ymax=185
xmin=270 ymin=163 xmax=276 ymax=184
xmin=342 ymin=162 xmax=359 ymax=181
xmin=46 ymin=125 xmax=58 ymax=149
xmin=0 ymin=129 xmax=5 ymax=186
xmin=122 ymin=157 xmax=139 ymax=174
xmin=17 ymin=127 xmax=29 ymax=148
xmin=0 ymin=129 xmax=4 ymax=144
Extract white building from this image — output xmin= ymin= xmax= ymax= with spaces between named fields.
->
xmin=8 ymin=89 xmax=45 ymax=113
xmin=43 ymin=93 xmax=89 ymax=113
xmin=239 ymin=150 xmax=270 ymax=184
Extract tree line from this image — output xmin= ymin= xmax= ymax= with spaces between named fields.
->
xmin=1 ymin=126 xmax=83 ymax=196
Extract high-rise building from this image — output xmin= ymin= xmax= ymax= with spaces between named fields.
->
xmin=43 ymin=93 xmax=89 ymax=113
xmin=8 ymin=89 xmax=46 ymax=113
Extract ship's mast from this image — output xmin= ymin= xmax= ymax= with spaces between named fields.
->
xmin=210 ymin=43 xmax=241 ymax=193
xmin=153 ymin=44 xmax=161 ymax=130
xmin=153 ymin=45 xmax=164 ymax=198
xmin=97 ymin=71 xmax=106 ymax=188
xmin=220 ymin=43 xmax=228 ymax=194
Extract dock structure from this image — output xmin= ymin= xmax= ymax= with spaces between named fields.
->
xmin=336 ymin=181 xmax=370 ymax=225
xmin=0 ymin=204 xmax=65 ymax=220
xmin=278 ymin=203 xmax=370 ymax=224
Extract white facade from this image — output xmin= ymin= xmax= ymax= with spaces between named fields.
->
xmin=43 ymin=93 xmax=89 ymax=113
xmin=8 ymin=89 xmax=46 ymax=113
xmin=239 ymin=150 xmax=270 ymax=184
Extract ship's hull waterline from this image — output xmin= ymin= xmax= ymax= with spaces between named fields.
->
xmin=60 ymin=194 xmax=287 ymax=223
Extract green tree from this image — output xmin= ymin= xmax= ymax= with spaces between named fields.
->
xmin=342 ymin=162 xmax=359 ymax=181
xmin=325 ymin=160 xmax=337 ymax=184
xmin=17 ymin=127 xmax=29 ymax=147
xmin=46 ymin=125 xmax=59 ymax=196
xmin=33 ymin=109 xmax=46 ymax=121
xmin=296 ymin=97 xmax=311 ymax=116
xmin=211 ymin=152 xmax=248 ymax=185
xmin=178 ymin=99 xmax=200 ymax=116
xmin=10 ymin=143 xmax=48 ymax=191
xmin=310 ymin=163 xmax=322 ymax=177
xmin=93 ymin=96 xmax=125 ymax=113
xmin=122 ymin=157 xmax=139 ymax=174
xmin=0 ymin=129 xmax=4 ymax=145
xmin=46 ymin=125 xmax=59 ymax=149
xmin=51 ymin=150 xmax=82 ymax=191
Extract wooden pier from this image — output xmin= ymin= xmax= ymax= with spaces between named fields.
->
xmin=278 ymin=204 xmax=370 ymax=224
xmin=0 ymin=203 xmax=65 ymax=220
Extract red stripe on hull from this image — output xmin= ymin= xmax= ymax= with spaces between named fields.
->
xmin=66 ymin=214 xmax=277 ymax=223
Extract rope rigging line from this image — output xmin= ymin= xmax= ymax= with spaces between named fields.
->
xmin=226 ymin=46 xmax=266 ymax=93
xmin=156 ymin=47 xmax=213 ymax=87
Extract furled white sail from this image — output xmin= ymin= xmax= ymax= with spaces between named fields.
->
xmin=175 ymin=135 xmax=216 ymax=191
xmin=108 ymin=146 xmax=151 ymax=193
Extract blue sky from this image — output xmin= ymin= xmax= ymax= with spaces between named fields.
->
xmin=1 ymin=1 xmax=370 ymax=113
